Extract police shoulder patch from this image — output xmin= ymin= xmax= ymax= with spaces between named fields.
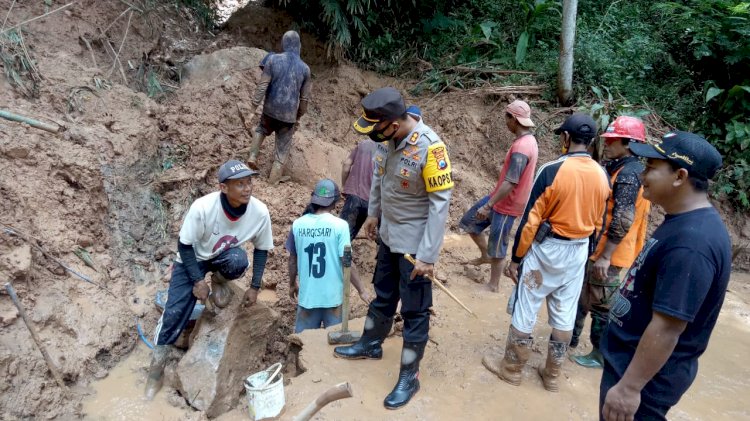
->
xmin=423 ymin=142 xmax=454 ymax=192
xmin=407 ymin=132 xmax=420 ymax=145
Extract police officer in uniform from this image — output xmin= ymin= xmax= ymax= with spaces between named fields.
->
xmin=333 ymin=87 xmax=454 ymax=409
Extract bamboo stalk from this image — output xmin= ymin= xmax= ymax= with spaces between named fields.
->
xmin=0 ymin=109 xmax=59 ymax=133
xmin=5 ymin=282 xmax=69 ymax=395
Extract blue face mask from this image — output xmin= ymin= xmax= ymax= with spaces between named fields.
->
xmin=368 ymin=123 xmax=398 ymax=143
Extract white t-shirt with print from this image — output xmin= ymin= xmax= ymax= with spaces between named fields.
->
xmin=176 ymin=191 xmax=274 ymax=262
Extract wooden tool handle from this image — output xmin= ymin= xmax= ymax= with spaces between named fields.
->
xmin=403 ymin=254 xmax=478 ymax=318
xmin=292 ymin=382 xmax=353 ymax=421
xmin=341 ymin=245 xmax=352 ymax=331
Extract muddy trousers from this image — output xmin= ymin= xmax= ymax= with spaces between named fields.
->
xmin=369 ymin=242 xmax=432 ymax=343
xmin=571 ymin=264 xmax=623 ymax=349
xmin=600 ymin=360 xmax=670 ymax=421
xmin=256 ymin=114 xmax=295 ymax=165
xmin=153 ymin=247 xmax=248 ymax=346
xmin=339 ymin=194 xmax=369 ymax=241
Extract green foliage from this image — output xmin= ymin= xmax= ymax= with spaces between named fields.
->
xmin=515 ymin=0 xmax=561 ymax=65
xmin=705 ymin=84 xmax=750 ymax=208
xmin=657 ymin=0 xmax=750 ymax=208
xmin=270 ymin=0 xmax=750 ymax=210
xmin=0 ymin=29 xmax=41 ymax=98
xmin=175 ymin=0 xmax=218 ymax=29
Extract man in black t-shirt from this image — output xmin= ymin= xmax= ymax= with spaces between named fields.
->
xmin=599 ymin=131 xmax=731 ymax=421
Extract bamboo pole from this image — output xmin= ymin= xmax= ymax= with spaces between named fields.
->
xmin=0 ymin=109 xmax=60 ymax=133
xmin=4 ymin=282 xmax=69 ymax=395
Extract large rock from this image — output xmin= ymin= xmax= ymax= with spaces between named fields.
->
xmin=181 ymin=47 xmax=267 ymax=86
xmin=176 ymin=283 xmax=279 ymax=418
xmin=286 ymin=139 xmax=350 ymax=187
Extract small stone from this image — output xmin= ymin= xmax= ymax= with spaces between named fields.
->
xmin=5 ymin=146 xmax=30 ymax=159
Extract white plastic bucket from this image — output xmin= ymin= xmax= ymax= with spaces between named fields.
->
xmin=244 ymin=362 xmax=284 ymax=420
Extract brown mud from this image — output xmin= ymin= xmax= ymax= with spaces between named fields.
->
xmin=81 ymin=238 xmax=750 ymax=420
xmin=1 ymin=0 xmax=749 ymax=419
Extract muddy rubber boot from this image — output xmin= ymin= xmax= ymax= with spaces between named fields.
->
xmin=268 ymin=161 xmax=285 ymax=185
xmin=570 ymin=348 xmax=604 ymax=369
xmin=144 ymin=345 xmax=170 ymax=400
xmin=384 ymin=341 xmax=426 ymax=410
xmin=247 ymin=132 xmax=265 ymax=170
xmin=210 ymin=272 xmax=232 ymax=308
xmin=334 ymin=310 xmax=392 ymax=360
xmin=482 ymin=329 xmax=532 ymax=386
xmin=538 ymin=340 xmax=568 ymax=392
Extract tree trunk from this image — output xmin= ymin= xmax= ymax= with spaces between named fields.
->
xmin=557 ymin=0 xmax=578 ymax=105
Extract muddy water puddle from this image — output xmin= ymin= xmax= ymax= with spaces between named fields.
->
xmin=82 ymin=344 xmax=187 ymax=421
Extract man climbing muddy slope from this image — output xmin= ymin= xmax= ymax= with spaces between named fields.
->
xmin=144 ymin=160 xmax=273 ymax=400
xmin=248 ymin=30 xmax=312 ymax=184
xmin=334 ymin=87 xmax=454 ymax=409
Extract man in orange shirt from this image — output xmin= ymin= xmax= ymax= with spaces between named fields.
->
xmin=570 ymin=116 xmax=651 ymax=369
xmin=459 ymin=100 xmax=538 ymax=292
xmin=482 ymin=113 xmax=610 ymax=392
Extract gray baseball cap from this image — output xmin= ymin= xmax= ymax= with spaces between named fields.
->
xmin=218 ymin=160 xmax=259 ymax=183
xmin=310 ymin=179 xmax=340 ymax=207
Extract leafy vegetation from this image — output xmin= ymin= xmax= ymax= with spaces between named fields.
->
xmin=270 ymin=0 xmax=750 ymax=209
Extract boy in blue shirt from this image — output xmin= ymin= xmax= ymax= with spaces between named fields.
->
xmin=286 ymin=179 xmax=368 ymax=332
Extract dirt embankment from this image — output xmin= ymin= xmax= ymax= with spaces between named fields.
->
xmin=1 ymin=1 xmax=750 ymax=419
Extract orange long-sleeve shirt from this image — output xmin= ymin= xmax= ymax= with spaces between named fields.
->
xmin=511 ymin=152 xmax=611 ymax=263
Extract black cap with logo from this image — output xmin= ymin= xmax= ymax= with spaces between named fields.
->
xmin=554 ymin=113 xmax=598 ymax=140
xmin=629 ymin=131 xmax=723 ymax=180
xmin=352 ymin=87 xmax=406 ymax=135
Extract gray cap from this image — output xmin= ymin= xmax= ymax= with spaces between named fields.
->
xmin=218 ymin=160 xmax=259 ymax=183
xmin=310 ymin=179 xmax=340 ymax=207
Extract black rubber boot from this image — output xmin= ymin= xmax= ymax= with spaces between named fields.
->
xmin=384 ymin=340 xmax=426 ymax=410
xmin=334 ymin=309 xmax=392 ymax=360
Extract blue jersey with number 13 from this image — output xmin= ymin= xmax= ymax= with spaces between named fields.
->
xmin=291 ymin=213 xmax=351 ymax=309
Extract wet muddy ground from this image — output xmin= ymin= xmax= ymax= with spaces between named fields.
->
xmin=82 ymin=235 xmax=750 ymax=420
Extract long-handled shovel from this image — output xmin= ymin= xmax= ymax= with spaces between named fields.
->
xmin=327 ymin=245 xmax=361 ymax=344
